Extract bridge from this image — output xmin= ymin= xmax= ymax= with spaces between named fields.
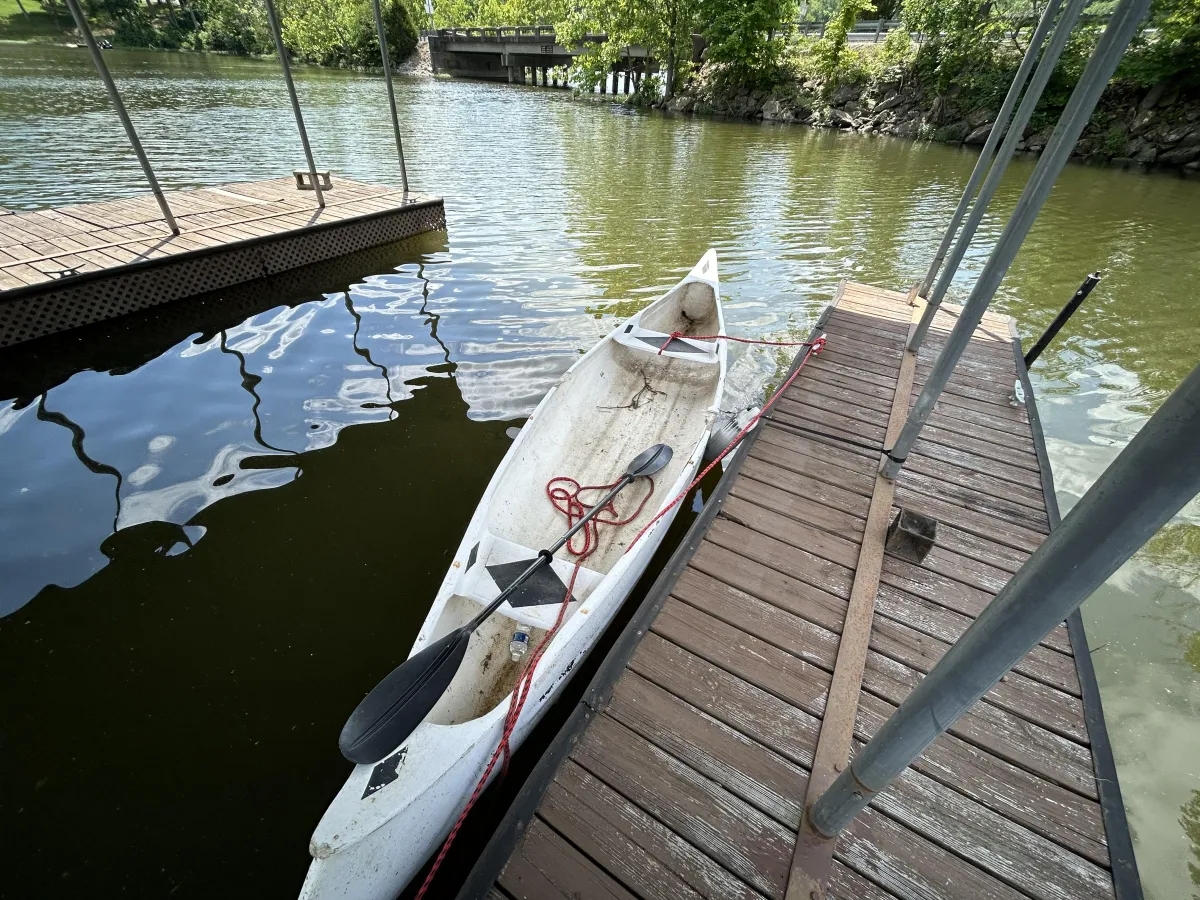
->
xmin=428 ymin=27 xmax=655 ymax=90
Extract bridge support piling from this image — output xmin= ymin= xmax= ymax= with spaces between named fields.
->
xmin=623 ymin=63 xmax=630 ymax=94
xmin=541 ymin=66 xmax=548 ymax=86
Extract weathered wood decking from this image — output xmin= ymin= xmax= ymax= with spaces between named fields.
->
xmin=0 ymin=178 xmax=445 ymax=348
xmin=461 ymin=282 xmax=1138 ymax=900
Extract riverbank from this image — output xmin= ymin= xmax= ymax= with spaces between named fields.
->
xmin=658 ymin=60 xmax=1200 ymax=176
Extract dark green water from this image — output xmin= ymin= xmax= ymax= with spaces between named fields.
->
xmin=0 ymin=42 xmax=1197 ymax=899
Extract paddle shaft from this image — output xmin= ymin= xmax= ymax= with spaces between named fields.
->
xmin=466 ymin=474 xmax=634 ymax=631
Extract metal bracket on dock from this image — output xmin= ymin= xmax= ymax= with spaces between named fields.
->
xmin=294 ymin=169 xmax=333 ymax=191
xmin=884 ymin=508 xmax=937 ymax=564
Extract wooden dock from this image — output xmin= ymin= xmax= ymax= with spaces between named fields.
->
xmin=0 ymin=178 xmax=445 ymax=348
xmin=459 ymin=282 xmax=1138 ymax=900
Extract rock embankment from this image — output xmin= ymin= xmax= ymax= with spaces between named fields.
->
xmin=660 ymin=70 xmax=1200 ymax=176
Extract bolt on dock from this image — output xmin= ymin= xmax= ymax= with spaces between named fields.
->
xmin=458 ymin=282 xmax=1139 ymax=900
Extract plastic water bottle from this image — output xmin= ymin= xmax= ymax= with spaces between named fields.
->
xmin=509 ymin=631 xmax=530 ymax=662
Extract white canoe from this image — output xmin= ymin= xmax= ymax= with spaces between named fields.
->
xmin=301 ymin=250 xmax=727 ymax=900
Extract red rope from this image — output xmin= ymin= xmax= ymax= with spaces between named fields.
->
xmin=628 ymin=335 xmax=826 ymax=551
xmin=414 ymin=476 xmax=654 ymax=899
xmin=658 ymin=331 xmax=815 ymax=355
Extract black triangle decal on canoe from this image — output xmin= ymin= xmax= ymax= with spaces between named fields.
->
xmin=466 ymin=542 xmax=479 ymax=571
xmin=361 ymin=746 xmax=407 ymax=799
xmin=486 ymin=559 xmax=576 ymax=608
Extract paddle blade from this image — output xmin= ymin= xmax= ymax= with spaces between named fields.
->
xmin=338 ymin=627 xmax=470 ymax=764
xmin=626 ymin=443 xmax=673 ymax=478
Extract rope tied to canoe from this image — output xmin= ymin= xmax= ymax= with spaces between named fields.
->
xmin=414 ymin=476 xmax=656 ymax=899
xmin=627 ymin=335 xmax=826 ymax=552
xmin=657 ymin=331 xmax=819 ymax=355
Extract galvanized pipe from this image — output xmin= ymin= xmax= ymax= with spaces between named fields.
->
xmin=882 ymin=0 xmax=1150 ymax=482
xmin=263 ymin=0 xmax=326 ymax=208
xmin=917 ymin=0 xmax=1063 ymax=299
xmin=1025 ymin=271 xmax=1101 ymax=366
xmin=812 ymin=355 xmax=1200 ymax=838
xmin=64 ymin=0 xmax=179 ymax=234
xmin=907 ymin=0 xmax=1088 ymax=354
xmin=370 ymin=0 xmax=410 ymax=192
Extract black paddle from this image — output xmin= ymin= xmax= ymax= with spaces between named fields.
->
xmin=338 ymin=443 xmax=674 ymax=764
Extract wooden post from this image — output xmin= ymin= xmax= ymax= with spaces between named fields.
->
xmin=623 ymin=61 xmax=631 ymax=94
xmin=600 ymin=72 xmax=606 ymax=94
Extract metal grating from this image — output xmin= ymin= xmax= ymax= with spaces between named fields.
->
xmin=0 ymin=200 xmax=446 ymax=349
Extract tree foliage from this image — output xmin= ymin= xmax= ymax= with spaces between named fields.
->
xmin=558 ymin=0 xmax=696 ymax=97
xmin=280 ymin=0 xmax=416 ymax=67
xmin=696 ymin=0 xmax=796 ymax=83
xmin=810 ymin=0 xmax=871 ymax=77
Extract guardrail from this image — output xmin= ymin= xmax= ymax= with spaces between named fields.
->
xmin=791 ymin=19 xmax=905 ymax=40
xmin=436 ymin=26 xmax=577 ymax=42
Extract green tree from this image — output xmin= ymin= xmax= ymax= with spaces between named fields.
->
xmin=195 ymin=0 xmax=271 ymax=53
xmin=810 ymin=0 xmax=871 ymax=78
xmin=1118 ymin=0 xmax=1200 ymax=85
xmin=558 ymin=0 xmax=697 ymax=98
xmin=697 ymin=0 xmax=797 ymax=83
xmin=280 ymin=0 xmax=415 ymax=66
xmin=901 ymin=0 xmax=1001 ymax=91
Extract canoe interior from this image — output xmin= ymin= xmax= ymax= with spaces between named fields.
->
xmin=428 ymin=597 xmax=550 ymax=726
xmin=486 ymin=279 xmax=721 ymax=574
xmin=426 ymin=277 xmax=722 ymax=727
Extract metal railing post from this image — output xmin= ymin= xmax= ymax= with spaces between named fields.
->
xmin=64 ymin=0 xmax=178 ymax=234
xmin=907 ymin=0 xmax=1087 ymax=355
xmin=812 ymin=356 xmax=1200 ymax=838
xmin=917 ymin=0 xmax=1062 ymax=300
xmin=263 ymin=0 xmax=326 ymax=208
xmin=882 ymin=0 xmax=1150 ymax=481
xmin=371 ymin=0 xmax=410 ymax=193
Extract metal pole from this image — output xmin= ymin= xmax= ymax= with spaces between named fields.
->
xmin=370 ymin=0 xmax=410 ymax=193
xmin=812 ymin=357 xmax=1200 ymax=837
xmin=64 ymin=0 xmax=178 ymax=234
xmin=1024 ymin=271 xmax=1101 ymax=366
xmin=263 ymin=0 xmax=326 ymax=208
xmin=907 ymin=0 xmax=1088 ymax=354
xmin=881 ymin=0 xmax=1150 ymax=482
xmin=917 ymin=0 xmax=1062 ymax=299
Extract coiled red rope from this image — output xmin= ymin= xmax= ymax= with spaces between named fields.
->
xmin=414 ymin=476 xmax=655 ymax=899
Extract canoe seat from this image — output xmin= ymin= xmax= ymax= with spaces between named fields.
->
xmin=614 ymin=323 xmax=720 ymax=364
xmin=454 ymin=532 xmax=605 ymax=631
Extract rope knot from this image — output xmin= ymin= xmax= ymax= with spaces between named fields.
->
xmin=658 ymin=330 xmax=685 ymax=355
